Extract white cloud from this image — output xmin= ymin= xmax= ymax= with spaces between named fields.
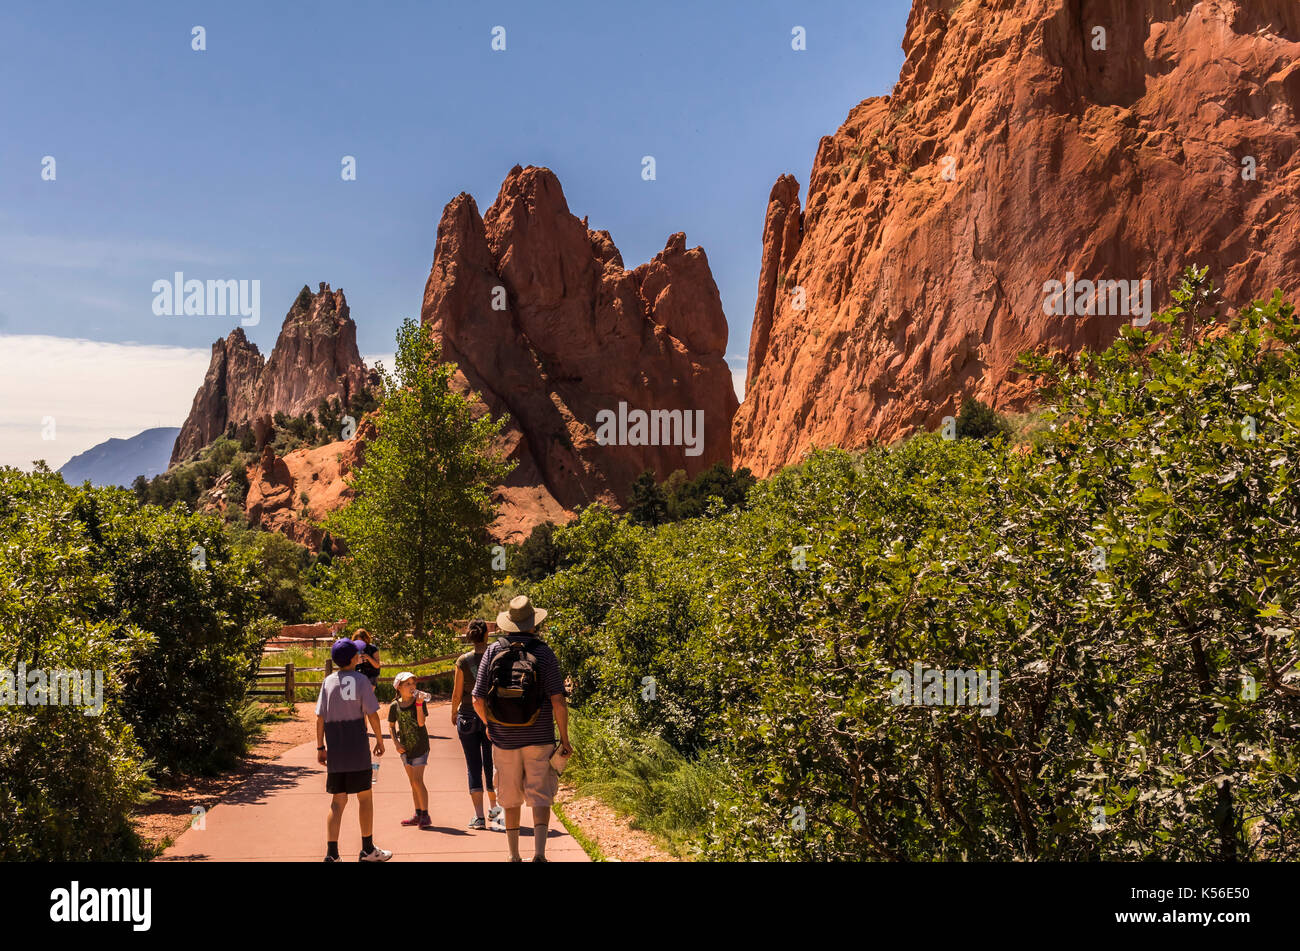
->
xmin=0 ymin=335 xmax=210 ymax=470
xmin=725 ymin=356 xmax=747 ymax=402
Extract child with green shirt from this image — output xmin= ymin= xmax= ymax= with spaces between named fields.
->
xmin=389 ymin=672 xmax=431 ymax=828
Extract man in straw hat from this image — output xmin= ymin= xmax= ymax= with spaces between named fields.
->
xmin=472 ymin=595 xmax=573 ymax=862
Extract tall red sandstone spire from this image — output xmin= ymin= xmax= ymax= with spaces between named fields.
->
xmin=734 ymin=0 xmax=1300 ymax=476
xmin=422 ymin=164 xmax=739 ymax=541
xmin=171 ymin=283 xmax=372 ymax=465
xmin=171 ymin=327 xmax=265 ymax=465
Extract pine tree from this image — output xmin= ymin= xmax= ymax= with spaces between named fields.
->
xmin=628 ymin=470 xmax=668 ymax=526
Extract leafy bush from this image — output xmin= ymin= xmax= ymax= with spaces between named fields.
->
xmin=540 ymin=270 xmax=1300 ymax=860
xmin=0 ymin=468 xmax=151 ymax=858
xmin=2 ymin=466 xmax=279 ymax=856
xmin=71 ymin=484 xmax=272 ymax=778
xmin=955 ymin=395 xmax=1011 ymax=441
xmin=230 ymin=526 xmax=315 ymax=624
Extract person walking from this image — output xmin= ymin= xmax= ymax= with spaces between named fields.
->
xmin=451 ymin=620 xmax=502 ymax=830
xmin=316 ymin=637 xmax=391 ymax=862
xmin=472 ymin=596 xmax=573 ymax=862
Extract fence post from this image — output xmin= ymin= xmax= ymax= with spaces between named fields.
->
xmin=325 ymin=658 xmax=333 ymax=678
xmin=285 ymin=663 xmax=295 ymax=703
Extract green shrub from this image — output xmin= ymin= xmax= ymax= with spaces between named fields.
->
xmin=72 ymin=485 xmax=271 ymax=778
xmin=626 ymin=462 xmax=755 ymax=527
xmin=955 ymin=395 xmax=1011 ymax=441
xmin=564 ymin=711 xmax=724 ymax=855
xmin=0 ymin=466 xmax=152 ymax=859
xmin=540 ymin=270 xmax=1300 ymax=861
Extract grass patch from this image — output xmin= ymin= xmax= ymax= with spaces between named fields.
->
xmin=563 ymin=710 xmax=721 ymax=858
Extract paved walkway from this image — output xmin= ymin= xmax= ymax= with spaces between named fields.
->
xmin=159 ymin=701 xmax=588 ymax=862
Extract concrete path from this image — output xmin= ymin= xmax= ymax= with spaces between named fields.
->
xmin=159 ymin=701 xmax=588 ymax=862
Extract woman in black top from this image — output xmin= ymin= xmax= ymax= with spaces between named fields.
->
xmin=354 ymin=629 xmax=381 ymax=688
xmin=451 ymin=619 xmax=501 ymax=830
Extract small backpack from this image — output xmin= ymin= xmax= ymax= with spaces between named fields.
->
xmin=485 ymin=635 xmax=546 ymax=726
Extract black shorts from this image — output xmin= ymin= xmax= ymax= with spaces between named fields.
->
xmin=325 ymin=768 xmax=373 ymax=795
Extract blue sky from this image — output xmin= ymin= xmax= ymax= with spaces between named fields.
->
xmin=0 ymin=0 xmax=911 ymax=468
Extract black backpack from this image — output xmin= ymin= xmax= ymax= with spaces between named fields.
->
xmin=485 ymin=635 xmax=546 ymax=726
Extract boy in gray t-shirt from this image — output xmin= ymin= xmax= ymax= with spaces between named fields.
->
xmin=316 ymin=638 xmax=391 ymax=862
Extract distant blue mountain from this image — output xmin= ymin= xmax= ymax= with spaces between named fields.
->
xmin=58 ymin=428 xmax=180 ymax=488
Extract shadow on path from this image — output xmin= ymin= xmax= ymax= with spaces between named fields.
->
xmin=224 ymin=762 xmax=316 ymax=805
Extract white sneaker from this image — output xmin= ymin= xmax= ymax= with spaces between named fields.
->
xmin=359 ymin=847 xmax=393 ymax=862
xmin=488 ymin=805 xmax=505 ymax=831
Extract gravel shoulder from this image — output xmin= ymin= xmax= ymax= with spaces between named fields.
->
xmin=554 ymin=782 xmax=679 ymax=862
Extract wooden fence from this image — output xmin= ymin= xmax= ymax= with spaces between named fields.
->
xmin=251 ymin=651 xmax=466 ymax=701
xmin=248 ymin=663 xmax=298 ymax=701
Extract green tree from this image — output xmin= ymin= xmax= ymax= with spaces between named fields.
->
xmin=666 ymin=462 xmax=755 ymax=521
xmin=232 ymin=527 xmax=313 ymax=623
xmin=318 ymin=319 xmax=513 ymax=647
xmin=955 ymin=395 xmax=1011 ymax=441
xmin=72 ymin=486 xmax=269 ymax=778
xmin=0 ymin=466 xmax=153 ymax=859
xmin=515 ymin=521 xmax=565 ymax=581
xmin=226 ymin=459 xmax=250 ymax=506
xmin=628 ymin=470 xmax=668 ymax=526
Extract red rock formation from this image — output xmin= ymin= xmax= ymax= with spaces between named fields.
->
xmin=243 ymin=418 xmax=373 ymax=551
xmin=252 ymin=283 xmax=371 ymax=422
xmin=734 ymin=0 xmax=1300 ymax=476
xmin=171 ymin=328 xmax=264 ymax=464
xmin=171 ymin=283 xmax=374 ymax=465
xmin=421 ymin=165 xmax=739 ymax=541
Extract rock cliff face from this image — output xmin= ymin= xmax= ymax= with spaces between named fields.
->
xmin=734 ymin=0 xmax=1300 ymax=476
xmin=172 ymin=329 xmax=264 ymax=464
xmin=171 ymin=284 xmax=372 ymax=464
xmin=252 ymin=284 xmax=371 ymax=422
xmin=421 ymin=164 xmax=739 ymax=541
xmin=242 ymin=419 xmax=373 ymax=550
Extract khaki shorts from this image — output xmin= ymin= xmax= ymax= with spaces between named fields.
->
xmin=493 ymin=743 xmax=557 ymax=809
